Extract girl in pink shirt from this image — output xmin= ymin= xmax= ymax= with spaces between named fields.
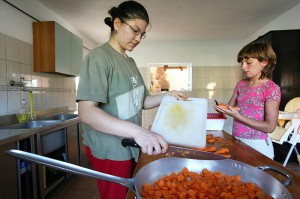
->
xmin=216 ymin=42 xmax=281 ymax=159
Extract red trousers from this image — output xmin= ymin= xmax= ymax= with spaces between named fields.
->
xmin=85 ymin=146 xmax=135 ymax=199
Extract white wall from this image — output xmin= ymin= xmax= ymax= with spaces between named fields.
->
xmin=0 ymin=1 xmax=34 ymax=44
xmin=129 ymin=40 xmax=243 ymax=67
xmin=245 ymin=3 xmax=300 ymax=44
xmin=1 ymin=0 xmax=300 ymax=67
xmin=129 ymin=3 xmax=300 ymax=68
xmin=0 ymin=0 xmax=96 ymax=49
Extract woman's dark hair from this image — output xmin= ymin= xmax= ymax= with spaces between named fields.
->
xmin=237 ymin=42 xmax=277 ymax=79
xmin=104 ymin=0 xmax=149 ymax=32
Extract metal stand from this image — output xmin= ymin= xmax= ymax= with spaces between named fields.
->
xmin=282 ymin=118 xmax=300 ymax=167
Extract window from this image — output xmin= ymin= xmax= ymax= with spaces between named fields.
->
xmin=148 ymin=63 xmax=192 ymax=92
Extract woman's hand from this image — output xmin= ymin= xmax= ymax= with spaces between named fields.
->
xmin=167 ymin=91 xmax=188 ymax=101
xmin=133 ymin=129 xmax=168 ymax=155
xmin=143 ymin=91 xmax=188 ymax=109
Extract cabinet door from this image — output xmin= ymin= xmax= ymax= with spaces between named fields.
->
xmin=0 ymin=143 xmax=18 ymax=199
xmin=33 ymin=21 xmax=83 ymax=76
xmin=254 ymin=30 xmax=300 ymax=110
xmin=55 ymin=22 xmax=71 ymax=75
xmin=79 ymin=123 xmax=89 ymax=168
xmin=67 ymin=124 xmax=80 ymax=165
xmin=71 ymin=34 xmax=83 ymax=76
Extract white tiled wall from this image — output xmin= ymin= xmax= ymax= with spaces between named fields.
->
xmin=0 ymin=32 xmax=77 ymax=116
xmin=139 ymin=65 xmax=243 ymax=133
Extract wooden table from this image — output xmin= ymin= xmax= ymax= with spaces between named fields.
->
xmin=127 ymin=131 xmax=300 ymax=198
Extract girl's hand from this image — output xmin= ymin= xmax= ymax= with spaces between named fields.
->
xmin=167 ymin=91 xmax=188 ymax=101
xmin=215 ymin=104 xmax=240 ymax=118
xmin=216 ymin=104 xmax=241 ymax=111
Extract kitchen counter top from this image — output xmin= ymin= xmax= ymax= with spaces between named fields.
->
xmin=127 ymin=130 xmax=300 ymax=198
xmin=0 ymin=112 xmax=79 ymax=147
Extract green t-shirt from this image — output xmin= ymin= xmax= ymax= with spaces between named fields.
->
xmin=76 ymin=42 xmax=149 ymax=161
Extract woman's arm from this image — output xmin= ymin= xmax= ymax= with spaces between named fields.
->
xmin=143 ymin=91 xmax=188 ymax=109
xmin=78 ymin=100 xmax=168 ymax=155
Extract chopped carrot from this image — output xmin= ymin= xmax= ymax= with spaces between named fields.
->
xmin=141 ymin=167 xmax=273 ymax=199
xmin=203 ymin=146 xmax=217 ymax=152
xmin=215 ymin=147 xmax=229 ymax=154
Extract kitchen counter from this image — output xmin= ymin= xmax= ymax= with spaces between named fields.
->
xmin=0 ymin=108 xmax=82 ymax=198
xmin=127 ymin=130 xmax=300 ymax=198
xmin=0 ymin=110 xmax=79 ymax=147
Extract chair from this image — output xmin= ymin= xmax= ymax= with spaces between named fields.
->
xmin=269 ymin=97 xmax=300 ymax=166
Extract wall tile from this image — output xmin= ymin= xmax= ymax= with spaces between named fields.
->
xmin=49 ymin=92 xmax=58 ymax=108
xmin=214 ymin=77 xmax=224 ymax=89
xmin=138 ymin=67 xmax=148 ymax=79
xmin=197 ymin=78 xmax=206 ymax=90
xmin=205 ymin=77 xmax=216 ymax=90
xmin=41 ymin=91 xmax=53 ymax=109
xmin=188 ymin=90 xmax=198 ymax=98
xmin=192 ymin=67 xmax=198 ymax=78
xmin=20 ymin=64 xmax=32 ymax=86
xmin=8 ymin=91 xmax=20 ymax=114
xmin=192 ymin=77 xmax=198 ymax=90
xmin=228 ymin=66 xmax=237 ymax=77
xmin=56 ymin=92 xmax=64 ymax=108
xmin=49 ymin=74 xmax=59 ymax=88
xmin=41 ymin=74 xmax=49 ymax=88
xmin=0 ymin=90 xmax=8 ymax=115
xmin=197 ymin=66 xmax=205 ymax=78
xmin=69 ymin=92 xmax=77 ymax=111
xmin=205 ymin=67 xmax=214 ymax=78
xmin=0 ymin=59 xmax=6 ymax=85
xmin=64 ymin=77 xmax=76 ymax=89
xmin=213 ymin=66 xmax=226 ymax=78
xmin=6 ymin=36 xmax=19 ymax=62
xmin=31 ymin=72 xmax=42 ymax=87
xmin=32 ymin=91 xmax=42 ymax=111
xmin=0 ymin=33 xmax=5 ymax=59
xmin=236 ymin=67 xmax=244 ymax=79
xmin=20 ymin=41 xmax=32 ymax=65
xmin=56 ymin=77 xmax=64 ymax=88
xmin=6 ymin=61 xmax=20 ymax=85
xmin=224 ymin=77 xmax=238 ymax=89
xmin=63 ymin=92 xmax=70 ymax=108
xmin=198 ymin=91 xmax=208 ymax=99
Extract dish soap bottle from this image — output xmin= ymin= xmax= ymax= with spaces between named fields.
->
xmin=18 ymin=99 xmax=29 ymax=122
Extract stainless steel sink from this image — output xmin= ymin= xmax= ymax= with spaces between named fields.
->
xmin=38 ymin=113 xmax=78 ymax=121
xmin=0 ymin=120 xmax=63 ymax=129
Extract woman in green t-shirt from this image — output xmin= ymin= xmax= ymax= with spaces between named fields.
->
xmin=76 ymin=1 xmax=187 ymax=198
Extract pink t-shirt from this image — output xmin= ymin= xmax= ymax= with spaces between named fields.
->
xmin=232 ymin=79 xmax=281 ymax=140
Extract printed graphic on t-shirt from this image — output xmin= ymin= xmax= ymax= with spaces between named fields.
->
xmin=115 ymin=85 xmax=144 ymax=120
xmin=131 ymin=76 xmax=139 ymax=108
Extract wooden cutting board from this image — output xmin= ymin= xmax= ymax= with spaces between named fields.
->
xmin=151 ymin=96 xmax=207 ymax=148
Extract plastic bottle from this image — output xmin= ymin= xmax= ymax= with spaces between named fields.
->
xmin=18 ymin=99 xmax=29 ymax=122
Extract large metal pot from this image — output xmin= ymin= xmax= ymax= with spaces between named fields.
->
xmin=6 ymin=149 xmax=292 ymax=199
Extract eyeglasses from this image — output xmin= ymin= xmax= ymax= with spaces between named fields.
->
xmin=122 ymin=21 xmax=146 ymax=39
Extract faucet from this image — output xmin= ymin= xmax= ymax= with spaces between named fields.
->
xmin=10 ymin=77 xmax=27 ymax=89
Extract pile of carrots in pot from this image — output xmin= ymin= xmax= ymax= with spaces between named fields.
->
xmin=141 ymin=167 xmax=273 ymax=199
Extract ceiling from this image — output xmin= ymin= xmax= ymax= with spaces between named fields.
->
xmin=36 ymin=0 xmax=300 ymax=45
